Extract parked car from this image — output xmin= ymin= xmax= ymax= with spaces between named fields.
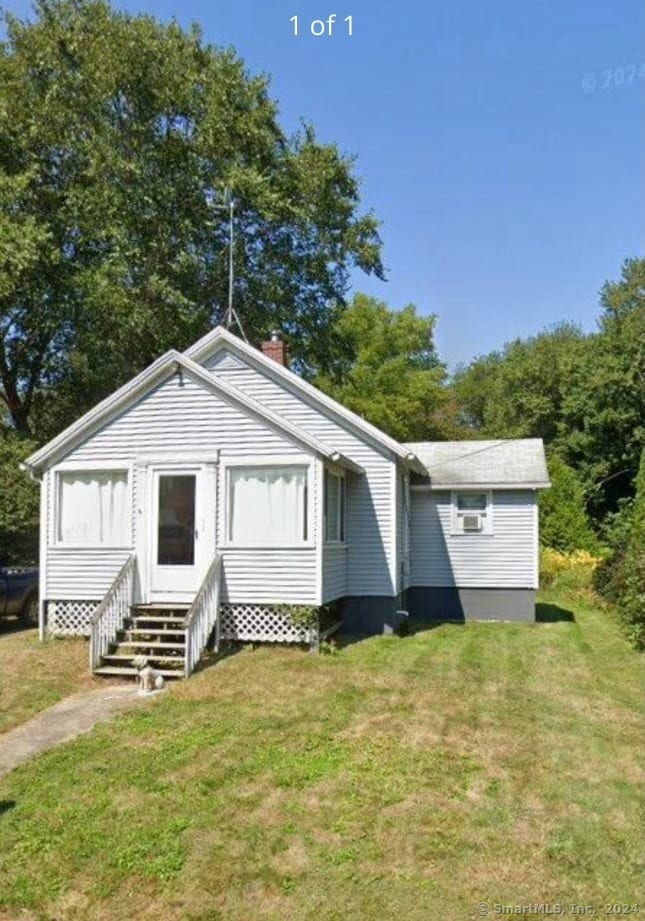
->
xmin=0 ymin=561 xmax=39 ymax=625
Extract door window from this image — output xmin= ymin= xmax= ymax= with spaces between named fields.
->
xmin=157 ymin=475 xmax=196 ymax=565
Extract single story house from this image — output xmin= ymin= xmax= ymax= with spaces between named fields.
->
xmin=22 ymin=326 xmax=550 ymax=676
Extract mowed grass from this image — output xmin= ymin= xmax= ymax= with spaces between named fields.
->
xmin=0 ymin=590 xmax=642 ymax=920
xmin=0 ymin=619 xmax=95 ymax=733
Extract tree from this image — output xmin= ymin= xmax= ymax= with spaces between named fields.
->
xmin=561 ymin=258 xmax=645 ymax=520
xmin=595 ymin=449 xmax=645 ymax=648
xmin=314 ymin=294 xmax=454 ymax=442
xmin=0 ymin=431 xmax=39 ymax=564
xmin=452 ymin=258 xmax=645 ymax=524
xmin=452 ymin=323 xmax=587 ymax=441
xmin=619 ymin=448 xmax=645 ymax=647
xmin=0 ymin=0 xmax=383 ymax=440
xmin=538 ymin=454 xmax=599 ymax=552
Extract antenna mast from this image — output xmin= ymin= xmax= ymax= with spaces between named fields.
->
xmin=225 ymin=190 xmax=234 ymax=329
xmin=208 ymin=187 xmax=248 ymax=341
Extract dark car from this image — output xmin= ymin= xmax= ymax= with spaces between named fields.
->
xmin=0 ymin=561 xmax=39 ymax=625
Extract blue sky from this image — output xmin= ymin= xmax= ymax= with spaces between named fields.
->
xmin=4 ymin=0 xmax=644 ymax=366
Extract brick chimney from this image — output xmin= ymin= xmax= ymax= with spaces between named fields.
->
xmin=261 ymin=330 xmax=287 ymax=366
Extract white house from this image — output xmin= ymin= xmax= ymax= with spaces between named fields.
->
xmin=22 ymin=327 xmax=550 ymax=677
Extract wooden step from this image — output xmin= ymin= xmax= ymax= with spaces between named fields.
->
xmin=129 ymin=616 xmax=187 ymax=626
xmin=111 ymin=641 xmax=186 ymax=651
xmin=119 ymin=627 xmax=186 ymax=637
xmin=94 ymin=665 xmax=184 ymax=678
xmin=102 ymin=653 xmax=185 ymax=666
xmin=131 ymin=604 xmax=190 ymax=612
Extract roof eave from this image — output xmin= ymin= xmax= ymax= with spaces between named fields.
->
xmin=411 ymin=480 xmax=551 ymax=490
xmin=24 ymin=348 xmax=366 ymax=476
xmin=186 ymin=326 xmax=413 ymax=463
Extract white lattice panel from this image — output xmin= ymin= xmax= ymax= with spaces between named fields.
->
xmin=47 ymin=600 xmax=98 ymax=636
xmin=220 ymin=604 xmax=312 ymax=644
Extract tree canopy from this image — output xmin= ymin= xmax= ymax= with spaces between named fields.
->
xmin=314 ymin=294 xmax=454 ymax=443
xmin=0 ymin=0 xmax=383 ymax=439
xmin=452 ymin=258 xmax=645 ymax=523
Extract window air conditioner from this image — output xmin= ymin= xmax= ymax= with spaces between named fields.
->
xmin=462 ymin=514 xmax=483 ymax=532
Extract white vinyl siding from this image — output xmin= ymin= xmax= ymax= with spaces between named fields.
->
xmin=322 ymin=544 xmax=348 ymax=603
xmin=44 ymin=373 xmax=317 ymax=603
xmin=206 ymin=347 xmax=396 ymax=597
xmin=410 ymin=489 xmax=536 ymax=588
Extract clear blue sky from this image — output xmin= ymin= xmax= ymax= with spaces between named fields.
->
xmin=4 ymin=0 xmax=645 ymax=366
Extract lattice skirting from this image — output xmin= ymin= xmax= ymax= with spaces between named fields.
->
xmin=219 ymin=603 xmax=313 ymax=644
xmin=47 ymin=600 xmax=99 ymax=637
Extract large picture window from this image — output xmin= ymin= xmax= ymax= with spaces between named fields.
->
xmin=58 ymin=471 xmax=129 ymax=545
xmin=324 ymin=469 xmax=345 ymax=542
xmin=228 ymin=465 xmax=308 ymax=545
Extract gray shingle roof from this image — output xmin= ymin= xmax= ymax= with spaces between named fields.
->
xmin=405 ymin=439 xmax=550 ymax=488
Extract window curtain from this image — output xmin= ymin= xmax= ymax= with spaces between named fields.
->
xmin=59 ymin=472 xmax=129 ymax=544
xmin=229 ymin=466 xmax=306 ymax=544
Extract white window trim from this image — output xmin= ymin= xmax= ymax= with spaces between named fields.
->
xmin=450 ymin=489 xmax=493 ymax=536
xmin=221 ymin=455 xmax=315 ymax=550
xmin=52 ymin=461 xmax=134 ymax=549
xmin=324 ymin=467 xmax=346 ymax=546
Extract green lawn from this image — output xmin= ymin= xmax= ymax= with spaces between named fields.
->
xmin=0 ymin=589 xmax=642 ymax=920
xmin=0 ymin=619 xmax=95 ymax=734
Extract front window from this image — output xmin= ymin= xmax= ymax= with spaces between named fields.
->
xmin=453 ymin=491 xmax=491 ymax=534
xmin=228 ymin=465 xmax=308 ymax=545
xmin=58 ymin=471 xmax=129 ymax=545
xmin=324 ymin=469 xmax=345 ymax=542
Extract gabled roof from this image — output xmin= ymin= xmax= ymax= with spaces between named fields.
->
xmin=405 ymin=439 xmax=550 ymax=488
xmin=23 ymin=351 xmax=364 ymax=475
xmin=185 ymin=326 xmax=426 ymax=473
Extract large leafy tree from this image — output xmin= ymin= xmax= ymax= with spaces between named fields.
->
xmin=452 ymin=258 xmax=645 ymax=522
xmin=314 ymin=294 xmax=454 ymax=442
xmin=452 ymin=322 xmax=587 ymax=441
xmin=561 ymin=258 xmax=645 ymax=519
xmin=0 ymin=0 xmax=383 ymax=439
xmin=0 ymin=431 xmax=39 ymax=563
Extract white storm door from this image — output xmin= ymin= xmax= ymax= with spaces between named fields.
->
xmin=150 ymin=466 xmax=210 ymax=597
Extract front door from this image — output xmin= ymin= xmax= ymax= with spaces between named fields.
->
xmin=149 ymin=466 xmax=210 ymax=600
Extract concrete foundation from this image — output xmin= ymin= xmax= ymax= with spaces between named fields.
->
xmin=341 ymin=595 xmax=408 ymax=636
xmin=407 ymin=587 xmax=535 ymax=623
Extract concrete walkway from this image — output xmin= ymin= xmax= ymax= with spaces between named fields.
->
xmin=0 ymin=685 xmax=149 ymax=780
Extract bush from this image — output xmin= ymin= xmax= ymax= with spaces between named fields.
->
xmin=540 ymin=547 xmax=602 ymax=593
xmin=613 ymin=450 xmax=645 ymax=647
xmin=539 ymin=454 xmax=600 ymax=553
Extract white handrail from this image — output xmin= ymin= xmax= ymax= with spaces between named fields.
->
xmin=184 ymin=554 xmax=222 ymax=677
xmin=89 ymin=555 xmax=136 ymax=671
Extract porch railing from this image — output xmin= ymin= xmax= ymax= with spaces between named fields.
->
xmin=184 ymin=553 xmax=222 ymax=677
xmin=89 ymin=555 xmax=136 ymax=671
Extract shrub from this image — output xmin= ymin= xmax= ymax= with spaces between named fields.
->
xmin=539 ymin=454 xmax=600 ymax=553
xmin=540 ymin=547 xmax=602 ymax=593
xmin=616 ymin=450 xmax=645 ymax=648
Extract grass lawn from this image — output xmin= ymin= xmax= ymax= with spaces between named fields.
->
xmin=0 ymin=588 xmax=642 ymax=920
xmin=0 ymin=619 xmax=95 ymax=734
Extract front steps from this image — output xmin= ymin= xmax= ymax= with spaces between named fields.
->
xmin=93 ymin=604 xmax=190 ymax=680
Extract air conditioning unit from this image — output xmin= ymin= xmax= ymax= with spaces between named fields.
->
xmin=462 ymin=514 xmax=483 ymax=532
